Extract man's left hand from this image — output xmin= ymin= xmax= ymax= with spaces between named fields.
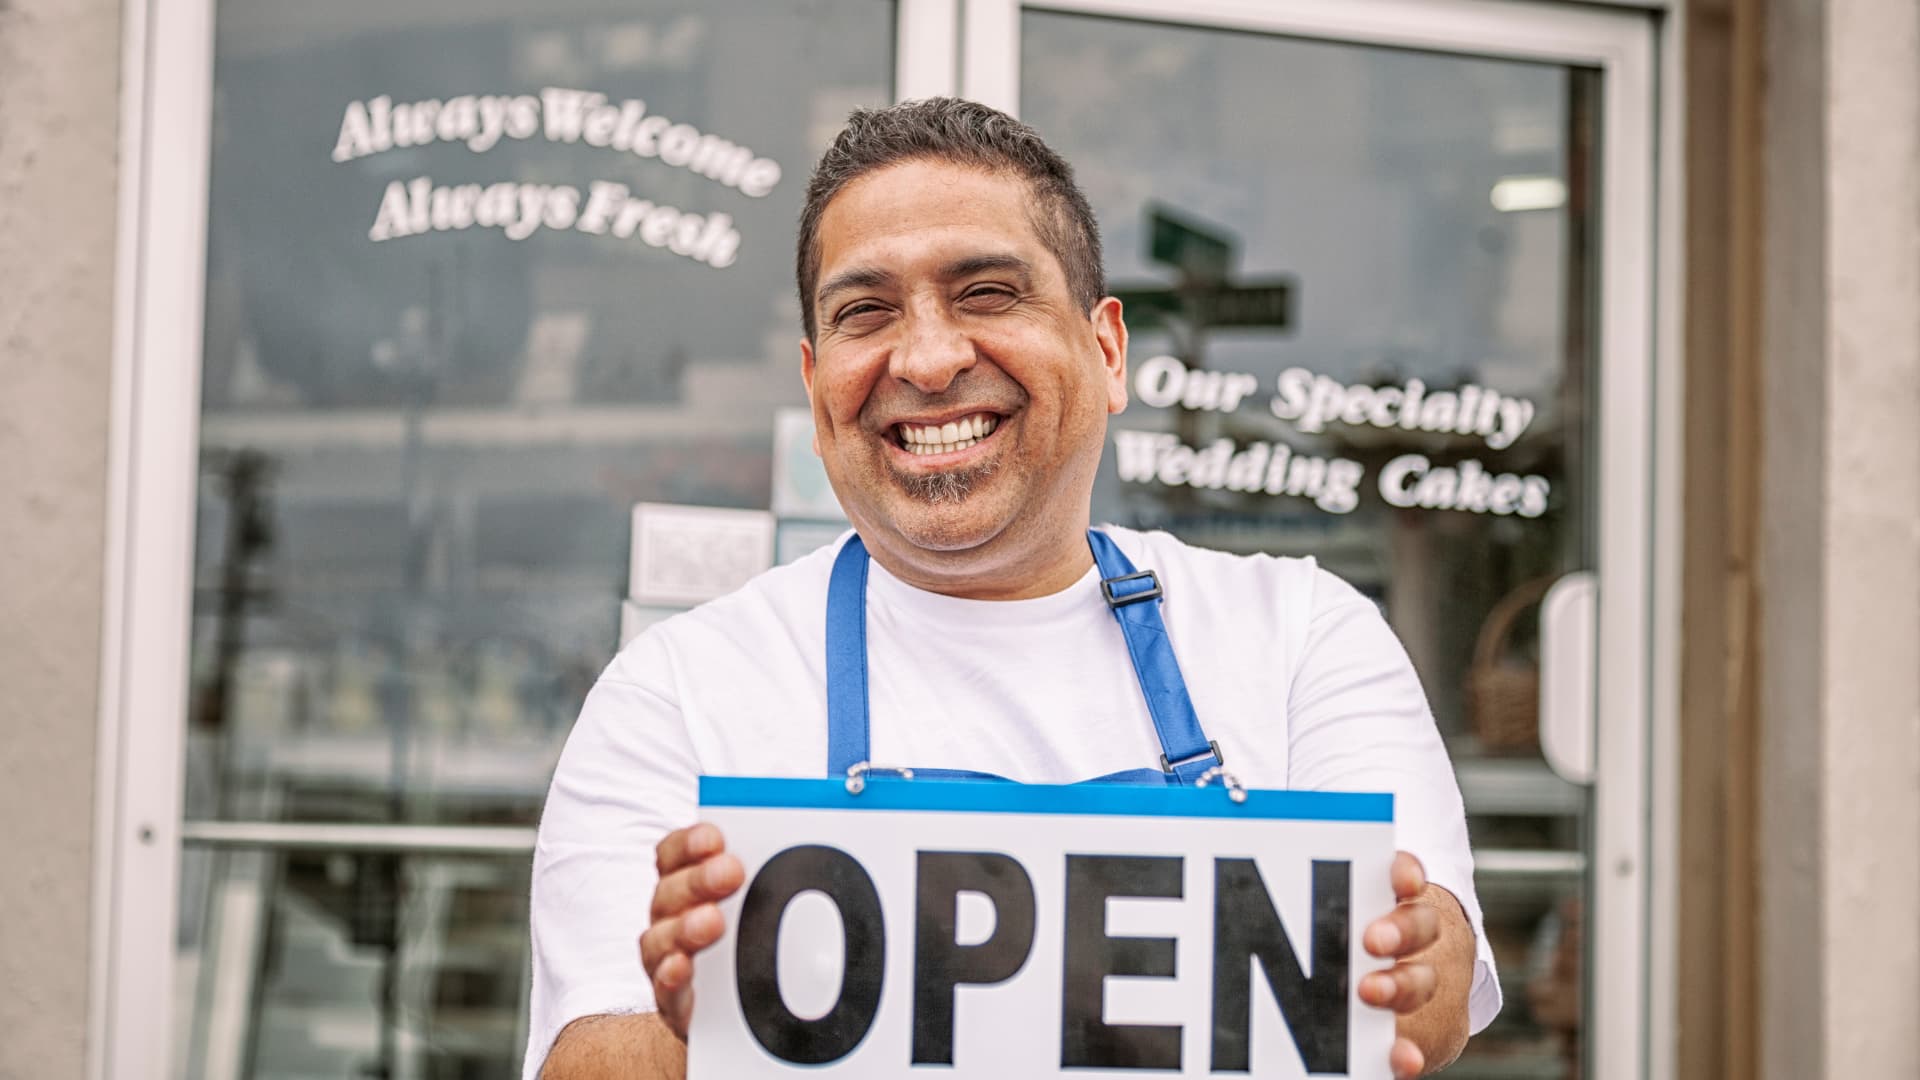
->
xmin=1360 ymin=851 xmax=1475 ymax=1078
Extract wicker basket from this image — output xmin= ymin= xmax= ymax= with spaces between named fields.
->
xmin=1465 ymin=575 xmax=1561 ymax=754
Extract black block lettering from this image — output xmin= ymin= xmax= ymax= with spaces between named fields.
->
xmin=911 ymin=852 xmax=1038 ymax=1064
xmin=1209 ymin=858 xmax=1350 ymax=1073
xmin=734 ymin=845 xmax=885 ymax=1065
xmin=1060 ymin=854 xmax=1184 ymax=1069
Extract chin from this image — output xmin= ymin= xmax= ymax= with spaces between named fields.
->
xmin=888 ymin=509 xmax=1007 ymax=553
xmin=877 ymin=492 xmax=1015 ymax=554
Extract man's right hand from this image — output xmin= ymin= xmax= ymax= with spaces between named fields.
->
xmin=639 ymin=823 xmax=745 ymax=1040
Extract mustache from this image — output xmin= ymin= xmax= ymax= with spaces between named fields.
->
xmin=858 ymin=369 xmax=1028 ymax=433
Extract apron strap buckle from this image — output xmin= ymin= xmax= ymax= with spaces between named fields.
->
xmin=1160 ymin=738 xmax=1224 ymax=773
xmin=1101 ymin=569 xmax=1163 ymax=607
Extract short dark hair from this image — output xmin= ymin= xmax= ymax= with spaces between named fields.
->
xmin=795 ymin=97 xmax=1106 ymax=340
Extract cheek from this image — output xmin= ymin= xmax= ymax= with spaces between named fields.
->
xmin=814 ymin=348 xmax=887 ymax=425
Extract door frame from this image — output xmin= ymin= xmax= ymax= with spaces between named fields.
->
xmin=93 ymin=0 xmax=213 ymax=1074
xmin=958 ymin=2 xmax=1672 ymax=1077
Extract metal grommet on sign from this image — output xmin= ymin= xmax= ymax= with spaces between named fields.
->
xmin=845 ymin=762 xmax=915 ymax=795
xmin=1194 ymin=765 xmax=1247 ymax=803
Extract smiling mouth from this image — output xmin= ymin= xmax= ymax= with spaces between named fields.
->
xmin=891 ymin=412 xmax=1000 ymax=456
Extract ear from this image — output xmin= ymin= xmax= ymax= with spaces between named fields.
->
xmin=1091 ymin=296 xmax=1129 ymax=415
xmin=799 ymin=336 xmax=821 ymax=455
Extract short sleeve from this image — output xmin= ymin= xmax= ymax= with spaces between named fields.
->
xmin=1285 ymin=568 xmax=1503 ymax=1035
xmin=522 ymin=645 xmax=702 ymax=1079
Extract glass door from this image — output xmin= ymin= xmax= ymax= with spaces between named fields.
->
xmin=967 ymin=2 xmax=1657 ymax=1077
xmin=164 ymin=2 xmax=897 ymax=1077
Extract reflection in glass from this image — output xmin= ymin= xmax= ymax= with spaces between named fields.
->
xmin=176 ymin=848 xmax=533 ymax=1079
xmin=1022 ymin=12 xmax=1599 ymax=1078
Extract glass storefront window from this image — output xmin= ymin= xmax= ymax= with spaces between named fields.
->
xmin=177 ymin=2 xmax=893 ymax=1074
xmin=185 ymin=0 xmax=893 ymax=827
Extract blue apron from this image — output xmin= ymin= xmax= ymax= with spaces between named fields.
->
xmin=825 ymin=529 xmax=1225 ymax=787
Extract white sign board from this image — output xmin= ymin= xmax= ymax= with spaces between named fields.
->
xmin=689 ymin=778 xmax=1395 ymax=1079
xmin=629 ymin=503 xmax=774 ymax=607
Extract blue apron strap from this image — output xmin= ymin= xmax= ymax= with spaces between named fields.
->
xmin=825 ymin=534 xmax=872 ymax=777
xmin=824 ymin=529 xmax=1221 ymax=786
xmin=1087 ymin=529 xmax=1223 ymax=785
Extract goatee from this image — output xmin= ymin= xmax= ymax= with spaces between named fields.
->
xmin=892 ymin=458 xmax=1000 ymax=504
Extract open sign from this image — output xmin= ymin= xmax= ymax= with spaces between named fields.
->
xmin=688 ymin=778 xmax=1396 ymax=1079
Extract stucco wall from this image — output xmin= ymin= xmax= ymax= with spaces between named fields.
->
xmin=0 ymin=0 xmax=121 ymax=1075
xmin=1760 ymin=0 xmax=1920 ymax=1075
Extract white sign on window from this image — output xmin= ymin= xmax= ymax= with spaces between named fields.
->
xmin=689 ymin=778 xmax=1395 ymax=1079
xmin=629 ymin=503 xmax=775 ymax=607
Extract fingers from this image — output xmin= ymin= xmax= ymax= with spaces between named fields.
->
xmin=652 ymin=952 xmax=695 ymax=1038
xmin=1391 ymin=851 xmax=1427 ymax=902
xmin=1365 ymin=900 xmax=1440 ymax=959
xmin=656 ymin=823 xmax=727 ymax=876
xmin=1360 ymin=960 xmax=1439 ymax=1014
xmin=650 ymin=852 xmax=745 ymax=920
xmin=1390 ymin=1036 xmax=1426 ymax=1079
xmin=641 ymin=903 xmax=729 ymax=975
xmin=642 ymin=825 xmax=739 ymax=1041
xmin=642 ymin=903 xmax=729 ymax=1039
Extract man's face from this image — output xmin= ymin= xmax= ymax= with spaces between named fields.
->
xmin=801 ymin=159 xmax=1127 ymax=579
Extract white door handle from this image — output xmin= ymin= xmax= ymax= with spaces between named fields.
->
xmin=1538 ymin=571 xmax=1597 ymax=785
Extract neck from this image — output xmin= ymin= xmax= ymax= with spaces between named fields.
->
xmin=863 ymin=523 xmax=1097 ymax=601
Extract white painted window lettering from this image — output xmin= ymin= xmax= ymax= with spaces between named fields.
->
xmin=1133 ymin=354 xmax=1263 ymax=413
xmin=333 ymin=87 xmax=775 ymax=268
xmin=1269 ymin=367 xmax=1536 ymax=450
xmin=332 ymin=88 xmax=782 ymax=195
xmin=1377 ymin=454 xmax=1549 ymax=518
xmin=1116 ymin=355 xmax=1552 ymax=518
xmin=1113 ymin=432 xmax=1364 ymax=515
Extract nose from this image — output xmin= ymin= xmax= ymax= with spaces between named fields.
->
xmin=889 ymin=309 xmax=975 ymax=394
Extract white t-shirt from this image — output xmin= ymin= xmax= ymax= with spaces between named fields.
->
xmin=524 ymin=527 xmax=1502 ymax=1076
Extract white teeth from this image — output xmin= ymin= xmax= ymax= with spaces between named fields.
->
xmin=906 ymin=435 xmax=982 ymax=455
xmin=897 ymin=414 xmax=998 ymax=451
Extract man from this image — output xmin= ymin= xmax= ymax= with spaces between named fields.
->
xmin=526 ymin=98 xmax=1499 ymax=1079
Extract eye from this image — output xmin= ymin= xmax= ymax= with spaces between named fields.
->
xmin=960 ymin=283 xmax=1018 ymax=307
xmin=831 ymin=300 xmax=889 ymax=327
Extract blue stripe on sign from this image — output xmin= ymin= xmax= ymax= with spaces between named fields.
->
xmin=698 ymin=776 xmax=1392 ymax=823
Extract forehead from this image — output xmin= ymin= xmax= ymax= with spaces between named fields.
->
xmin=815 ymin=159 xmax=1055 ymax=282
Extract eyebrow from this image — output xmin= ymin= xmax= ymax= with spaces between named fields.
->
xmin=940 ymin=253 xmax=1035 ymax=282
xmin=815 ymin=253 xmax=1039 ymax=313
xmin=815 ymin=266 xmax=895 ymax=309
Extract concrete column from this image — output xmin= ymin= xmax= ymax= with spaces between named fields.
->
xmin=1758 ymin=0 xmax=1920 ymax=1075
xmin=0 ymin=0 xmax=121 ymax=1075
